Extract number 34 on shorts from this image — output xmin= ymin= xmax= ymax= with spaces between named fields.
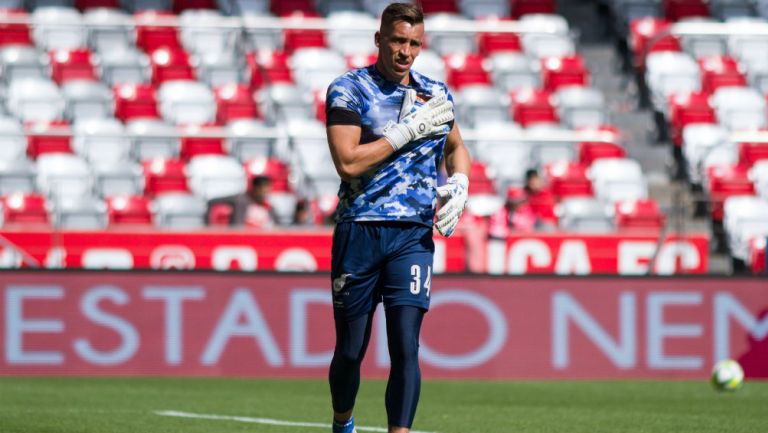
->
xmin=409 ymin=264 xmax=431 ymax=296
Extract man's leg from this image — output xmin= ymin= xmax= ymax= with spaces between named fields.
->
xmin=329 ymin=310 xmax=376 ymax=432
xmin=384 ymin=305 xmax=425 ymax=433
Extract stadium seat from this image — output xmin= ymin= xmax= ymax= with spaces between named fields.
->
xmin=48 ymin=49 xmax=96 ymax=85
xmin=0 ymin=9 xmax=32 ymax=47
xmin=709 ymin=0 xmax=756 ymax=20
xmin=246 ymin=50 xmax=294 ymax=90
xmin=588 ymin=157 xmax=649 ymax=204
xmin=459 ymin=0 xmax=510 ymax=18
xmin=179 ymin=123 xmax=225 ymax=160
xmin=135 ymin=10 xmax=181 ymax=52
xmin=157 ymin=80 xmax=216 ymax=125
xmin=25 ymin=120 xmax=73 ymax=159
xmin=412 ymin=49 xmax=447 ymax=82
xmin=179 ymin=9 xmax=240 ymax=55
xmin=664 ymin=0 xmax=710 ymax=20
xmin=83 ymin=8 xmax=134 ymax=53
xmin=0 ymin=118 xmax=27 ymax=161
xmin=214 ymin=84 xmax=259 ymax=124
xmin=748 ymin=235 xmax=766 ymax=273
xmin=723 ymin=195 xmax=768 ymax=263
xmin=738 ymin=140 xmax=768 ymax=168
xmin=521 ymin=32 xmax=575 ymax=60
xmin=72 ymin=118 xmax=130 ymax=163
xmin=244 ymin=156 xmax=292 ymax=192
xmin=578 ymin=140 xmax=627 ymax=166
xmin=52 ymin=195 xmax=107 ymax=228
xmin=114 ymin=83 xmax=159 ymax=121
xmin=327 ymin=11 xmax=378 ymax=55
xmin=150 ymin=47 xmax=196 ymax=86
xmin=667 ymin=91 xmax=716 ymax=147
xmin=645 ymin=51 xmax=700 ymax=112
xmin=1 ymin=193 xmax=49 ymax=225
xmin=271 ymin=0 xmax=316 ymax=16
xmin=224 ymin=119 xmax=276 ymax=162
xmin=197 ymin=51 xmax=246 ymax=87
xmin=92 ymin=161 xmax=144 ymax=196
xmin=541 ymin=55 xmax=590 ymax=92
xmin=677 ymin=19 xmax=727 ymax=59
xmin=267 ymin=190 xmax=299 ymax=225
xmin=283 ymin=27 xmax=327 ymax=55
xmin=445 ymin=53 xmax=491 ymax=90
xmin=361 ymin=0 xmax=394 ymax=16
xmin=628 ymin=17 xmax=679 ymax=73
xmin=346 ymin=52 xmax=378 ymax=70
xmin=32 ymin=6 xmax=87 ymax=50
xmin=187 ymin=154 xmax=247 ymax=200
xmin=682 ymin=123 xmax=729 ymax=186
xmin=749 ymin=160 xmax=768 ymax=199
xmin=556 ymin=196 xmax=614 ymax=232
xmin=173 ymin=0 xmax=216 ymax=14
xmin=711 ymin=86 xmax=767 ymax=131
xmin=98 ymin=48 xmax=150 ymax=86
xmin=456 ymin=84 xmax=509 ymax=128
xmin=553 ymin=86 xmax=606 ymax=128
xmin=614 ymin=198 xmax=666 ymax=231
xmin=0 ymin=46 xmax=46 ymax=85
xmin=477 ymin=29 xmax=521 ymax=57
xmin=106 ymin=195 xmax=153 ymax=225
xmin=126 ymin=118 xmax=179 ymax=159
xmin=242 ymin=14 xmax=283 ymax=53
xmin=511 ymin=0 xmax=556 ymax=17
xmin=510 ymin=88 xmax=558 ymax=127
xmin=151 ymin=192 xmax=207 ymax=228
xmin=62 ymin=80 xmax=114 ymax=121
xmin=707 ymin=163 xmax=756 ymax=221
xmin=290 ymin=47 xmax=347 ymax=92
xmin=287 ymin=118 xmax=335 ymax=178
xmin=487 ymin=52 xmax=539 ymax=92
xmin=698 ymin=55 xmax=747 ymax=93
xmin=0 ymin=158 xmax=36 ymax=195
xmin=425 ymin=13 xmax=476 ymax=55
xmin=257 ymin=83 xmax=312 ymax=125
xmin=471 ymin=121 xmax=529 ymax=188
xmin=35 ymin=152 xmax=93 ymax=201
xmin=7 ymin=78 xmax=66 ymax=122
xmin=544 ymin=161 xmax=593 ymax=199
xmin=142 ymin=157 xmax=189 ymax=196
xmin=526 ymin=124 xmax=577 ymax=166
xmin=76 ymin=0 xmax=120 ymax=9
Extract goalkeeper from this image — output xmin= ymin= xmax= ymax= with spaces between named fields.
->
xmin=324 ymin=3 xmax=471 ymax=433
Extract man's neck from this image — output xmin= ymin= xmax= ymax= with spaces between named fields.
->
xmin=374 ymin=61 xmax=410 ymax=86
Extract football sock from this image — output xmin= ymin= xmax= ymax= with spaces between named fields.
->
xmin=329 ymin=311 xmax=375 ymax=414
xmin=332 ymin=416 xmax=355 ymax=433
xmin=384 ymin=305 xmax=425 ymax=428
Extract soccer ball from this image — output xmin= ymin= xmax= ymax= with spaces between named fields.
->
xmin=710 ymin=359 xmax=744 ymax=392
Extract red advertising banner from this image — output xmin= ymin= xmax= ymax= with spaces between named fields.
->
xmin=0 ymin=229 xmax=708 ymax=275
xmin=1 ymin=272 xmax=765 ymax=379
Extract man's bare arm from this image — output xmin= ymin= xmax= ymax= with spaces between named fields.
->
xmin=443 ymin=122 xmax=471 ymax=177
xmin=327 ymin=124 xmax=395 ymax=181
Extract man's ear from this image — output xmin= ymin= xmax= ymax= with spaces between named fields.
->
xmin=374 ymin=31 xmax=380 ymax=48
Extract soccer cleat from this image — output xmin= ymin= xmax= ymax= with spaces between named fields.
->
xmin=332 ymin=416 xmax=356 ymax=433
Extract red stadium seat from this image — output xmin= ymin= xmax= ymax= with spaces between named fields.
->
xmin=478 ymin=30 xmax=521 ymax=56
xmin=510 ymin=0 xmax=556 ymax=18
xmin=541 ymin=55 xmax=589 ymax=92
xmin=207 ymin=202 xmax=233 ymax=226
xmin=1 ymin=193 xmax=49 ymax=226
xmin=271 ymin=0 xmax=317 ymax=16
xmin=215 ymin=84 xmax=260 ymax=124
xmin=244 ymin=157 xmax=291 ymax=192
xmin=527 ymin=189 xmax=557 ymax=223
xmin=114 ymin=83 xmax=160 ymax=121
xmin=49 ymin=49 xmax=97 ymax=84
xmin=629 ymin=18 xmax=680 ymax=72
xmin=614 ymin=198 xmax=665 ymax=231
xmin=419 ymin=0 xmax=459 ymax=14
xmin=172 ymin=0 xmax=217 ymax=13
xmin=247 ymin=50 xmax=294 ymax=89
xmin=468 ymin=161 xmax=496 ymax=195
xmin=106 ymin=195 xmax=153 ymax=226
xmin=664 ymin=0 xmax=710 ymax=21
xmin=135 ymin=11 xmax=181 ymax=52
xmin=749 ymin=237 xmax=766 ymax=274
xmin=667 ymin=91 xmax=715 ymax=147
xmin=707 ymin=164 xmax=755 ymax=222
xmin=698 ymin=56 xmax=747 ymax=94
xmin=510 ymin=88 xmax=558 ymax=127
xmin=346 ymin=53 xmax=377 ymax=70
xmin=283 ymin=28 xmax=327 ymax=54
xmin=142 ymin=158 xmax=189 ymax=196
xmin=578 ymin=141 xmax=627 ymax=166
xmin=76 ymin=0 xmax=120 ymax=10
xmin=314 ymin=90 xmax=326 ymax=123
xmin=0 ymin=9 xmax=32 ymax=47
xmin=738 ymin=141 xmax=768 ymax=168
xmin=25 ymin=121 xmax=73 ymax=159
xmin=544 ymin=161 xmax=593 ymax=198
xmin=445 ymin=53 xmax=491 ymax=90
xmin=179 ymin=124 xmax=225 ymax=160
xmin=150 ymin=47 xmax=195 ymax=86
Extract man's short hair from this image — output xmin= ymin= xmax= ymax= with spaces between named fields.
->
xmin=380 ymin=2 xmax=424 ymax=31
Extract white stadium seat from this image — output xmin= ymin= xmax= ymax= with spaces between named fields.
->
xmin=257 ymin=83 xmax=313 ymax=125
xmin=553 ymin=86 xmax=607 ymax=129
xmin=488 ymin=52 xmax=540 ymax=92
xmin=52 ymin=195 xmax=107 ymax=229
xmin=84 ymin=8 xmax=135 ymax=54
xmin=62 ymin=81 xmax=114 ymax=121
xmin=0 ymin=46 xmax=46 ymax=86
xmin=556 ymin=196 xmax=614 ymax=232
xmin=36 ymin=153 xmax=93 ymax=201
xmin=710 ymin=86 xmax=767 ymax=131
xmin=73 ymin=118 xmax=131 ymax=164
xmin=98 ymin=48 xmax=149 ymax=86
xmin=187 ymin=154 xmax=247 ymax=200
xmin=412 ymin=49 xmax=447 ymax=82
xmin=327 ymin=11 xmax=378 ymax=55
xmin=424 ymin=14 xmax=477 ymax=55
xmin=588 ymin=157 xmax=649 ymax=204
xmin=158 ymin=80 xmax=216 ymax=125
xmin=723 ymin=195 xmax=768 ymax=261
xmin=0 ymin=158 xmax=36 ymax=195
xmin=0 ymin=118 xmax=27 ymax=161
xmin=225 ymin=119 xmax=277 ymax=161
xmin=456 ymin=84 xmax=509 ymax=128
xmin=152 ymin=192 xmax=208 ymax=229
xmin=290 ymin=48 xmax=348 ymax=92
xmin=645 ymin=51 xmax=700 ymax=113
xmin=682 ymin=123 xmax=730 ymax=186
xmin=7 ymin=78 xmax=66 ymax=122
xmin=92 ymin=160 xmax=144 ymax=197
xmin=32 ymin=6 xmax=86 ymax=50
xmin=126 ymin=119 xmax=180 ymax=160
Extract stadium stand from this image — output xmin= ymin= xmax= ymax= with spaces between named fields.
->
xmin=0 ymin=0 xmax=764 ymax=274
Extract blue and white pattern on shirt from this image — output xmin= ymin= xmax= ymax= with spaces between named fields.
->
xmin=326 ymin=65 xmax=453 ymax=227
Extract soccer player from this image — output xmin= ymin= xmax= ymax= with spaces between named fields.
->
xmin=324 ymin=3 xmax=471 ymax=433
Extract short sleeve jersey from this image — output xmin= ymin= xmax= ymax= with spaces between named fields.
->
xmin=326 ymin=65 xmax=453 ymax=227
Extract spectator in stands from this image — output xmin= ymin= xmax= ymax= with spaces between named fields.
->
xmin=488 ymin=170 xmax=557 ymax=237
xmin=206 ymin=175 xmax=277 ymax=228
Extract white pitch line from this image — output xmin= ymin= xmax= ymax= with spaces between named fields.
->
xmin=154 ymin=410 xmax=438 ymax=433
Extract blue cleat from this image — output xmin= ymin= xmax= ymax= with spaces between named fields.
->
xmin=332 ymin=416 xmax=356 ymax=433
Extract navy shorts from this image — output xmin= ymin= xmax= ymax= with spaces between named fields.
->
xmin=331 ymin=221 xmax=434 ymax=320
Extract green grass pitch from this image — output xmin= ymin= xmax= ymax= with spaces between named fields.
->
xmin=1 ymin=377 xmax=766 ymax=433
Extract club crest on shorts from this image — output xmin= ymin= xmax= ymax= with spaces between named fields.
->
xmin=333 ymin=273 xmax=351 ymax=293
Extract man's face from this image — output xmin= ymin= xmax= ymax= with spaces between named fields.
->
xmin=375 ymin=20 xmax=424 ymax=84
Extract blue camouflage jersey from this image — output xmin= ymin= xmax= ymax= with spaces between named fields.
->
xmin=326 ymin=65 xmax=453 ymax=227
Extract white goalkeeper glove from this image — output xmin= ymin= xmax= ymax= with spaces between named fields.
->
xmin=434 ymin=173 xmax=469 ymax=237
xmin=382 ymin=89 xmax=454 ymax=151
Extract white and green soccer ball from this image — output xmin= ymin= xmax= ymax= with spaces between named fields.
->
xmin=711 ymin=359 xmax=744 ymax=392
